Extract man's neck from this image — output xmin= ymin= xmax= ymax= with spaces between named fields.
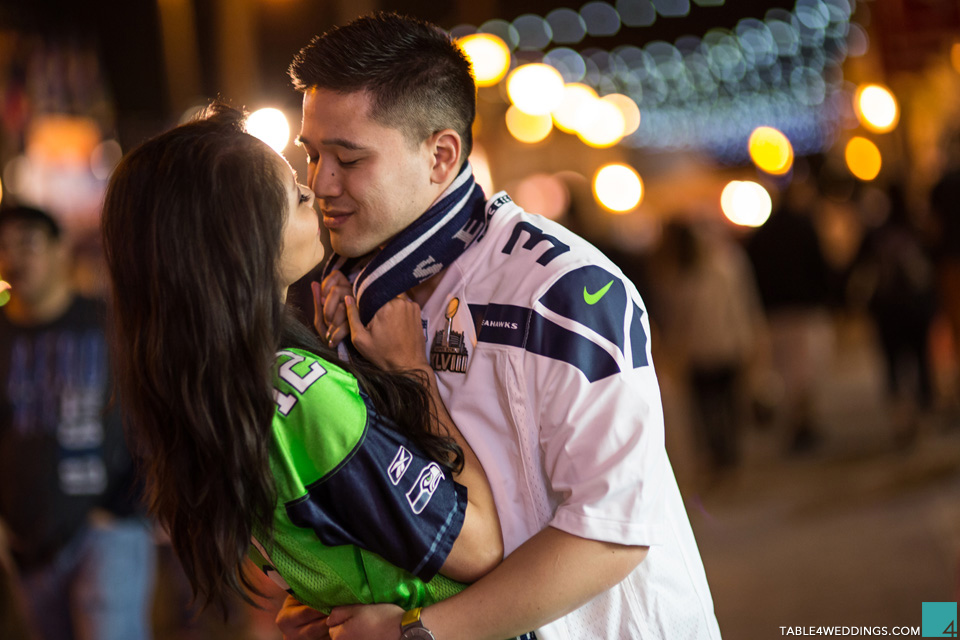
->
xmin=5 ymin=285 xmax=74 ymax=326
xmin=407 ymin=268 xmax=448 ymax=309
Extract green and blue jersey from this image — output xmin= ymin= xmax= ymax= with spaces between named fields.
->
xmin=248 ymin=348 xmax=467 ymax=613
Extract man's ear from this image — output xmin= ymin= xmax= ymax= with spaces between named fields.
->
xmin=427 ymin=129 xmax=462 ymax=185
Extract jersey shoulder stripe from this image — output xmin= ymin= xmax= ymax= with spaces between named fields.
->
xmin=470 ymin=303 xmax=621 ymax=382
xmin=469 ymin=200 xmax=650 ymax=380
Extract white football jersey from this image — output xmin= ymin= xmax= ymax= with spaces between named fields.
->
xmin=420 ymin=193 xmax=722 ymax=639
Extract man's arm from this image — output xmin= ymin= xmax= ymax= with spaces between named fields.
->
xmin=320 ymin=526 xmax=647 ymax=640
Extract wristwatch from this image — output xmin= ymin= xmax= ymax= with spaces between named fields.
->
xmin=400 ymin=607 xmax=436 ymax=639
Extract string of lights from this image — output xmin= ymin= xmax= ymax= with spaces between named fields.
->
xmin=453 ymin=0 xmax=863 ymax=162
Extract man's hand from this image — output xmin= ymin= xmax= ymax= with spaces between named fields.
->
xmin=327 ymin=603 xmax=404 ymax=640
xmin=345 ymin=294 xmax=429 ymax=372
xmin=276 ymin=595 xmax=330 ymax=640
xmin=313 ymin=270 xmax=352 ymax=348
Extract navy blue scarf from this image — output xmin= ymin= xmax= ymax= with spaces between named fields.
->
xmin=321 ymin=163 xmax=488 ymax=325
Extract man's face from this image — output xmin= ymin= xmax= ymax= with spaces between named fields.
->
xmin=298 ymin=88 xmax=437 ymax=257
xmin=0 ymin=221 xmax=66 ymax=305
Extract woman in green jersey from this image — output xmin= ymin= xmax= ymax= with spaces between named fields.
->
xmin=100 ymin=104 xmax=501 ymax=615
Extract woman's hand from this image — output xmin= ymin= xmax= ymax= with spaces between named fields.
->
xmin=276 ymin=595 xmax=330 ymax=640
xmin=345 ymin=295 xmax=429 ymax=372
xmin=312 ymin=270 xmax=352 ymax=348
xmin=327 ymin=604 xmax=404 ymax=640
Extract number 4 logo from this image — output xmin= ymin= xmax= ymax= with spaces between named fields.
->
xmin=922 ymin=602 xmax=958 ymax=638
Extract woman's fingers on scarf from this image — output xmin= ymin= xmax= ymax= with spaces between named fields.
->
xmin=323 ymin=295 xmax=344 ymax=333
xmin=320 ymin=270 xmax=350 ymax=306
xmin=326 ymin=322 xmax=349 ymax=349
xmin=311 ymin=281 xmax=326 ymax=335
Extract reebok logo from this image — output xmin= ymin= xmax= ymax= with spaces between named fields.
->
xmin=388 ymin=447 xmax=413 ymax=485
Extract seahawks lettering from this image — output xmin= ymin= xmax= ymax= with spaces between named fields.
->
xmin=481 ymin=319 xmax=519 ymax=330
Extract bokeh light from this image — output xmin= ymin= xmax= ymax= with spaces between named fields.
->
xmin=246 ymin=108 xmax=290 ymax=153
xmin=514 ymin=173 xmax=570 ymax=220
xmin=551 ymin=83 xmax=598 ymax=133
xmin=505 ymin=105 xmax=554 ymax=143
xmin=854 ymin=84 xmax=899 ymax=134
xmin=845 ymin=136 xmax=882 ymax=181
xmin=0 ymin=281 xmax=9 ymax=308
xmin=602 ymin=94 xmax=641 ymax=136
xmin=90 ymin=140 xmax=123 ymax=181
xmin=507 ymin=63 xmax=565 ymax=115
xmin=748 ymin=126 xmax=794 ymax=175
xmin=593 ymin=163 xmax=643 ymax=212
xmin=458 ymin=33 xmax=511 ymax=86
xmin=457 ymin=0 xmax=854 ymax=159
xmin=721 ymin=180 xmax=772 ymax=227
xmin=576 ymin=98 xmax=626 ymax=148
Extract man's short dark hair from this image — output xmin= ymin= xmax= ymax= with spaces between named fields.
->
xmin=0 ymin=205 xmax=61 ymax=239
xmin=289 ymin=12 xmax=476 ymax=162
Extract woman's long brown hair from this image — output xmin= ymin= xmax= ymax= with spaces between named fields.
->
xmin=101 ymin=104 xmax=461 ymax=609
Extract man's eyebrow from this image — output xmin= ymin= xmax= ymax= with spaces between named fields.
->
xmin=294 ymin=135 xmax=367 ymax=152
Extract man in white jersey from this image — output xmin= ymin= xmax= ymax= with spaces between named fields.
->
xmin=278 ymin=12 xmax=721 ymax=640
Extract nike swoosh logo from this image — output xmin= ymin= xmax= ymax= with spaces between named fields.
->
xmin=583 ymin=280 xmax=614 ymax=305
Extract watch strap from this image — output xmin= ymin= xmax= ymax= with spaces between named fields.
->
xmin=401 ymin=607 xmax=424 ymax=629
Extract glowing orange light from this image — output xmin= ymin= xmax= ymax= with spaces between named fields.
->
xmin=854 ymin=84 xmax=899 ymax=134
xmin=552 ymin=83 xmax=598 ymax=133
xmin=506 ymin=63 xmax=565 ymax=115
xmin=505 ymin=105 xmax=553 ymax=143
xmin=601 ymin=94 xmax=641 ymax=136
xmin=748 ymin=126 xmax=794 ymax=176
xmin=845 ymin=136 xmax=882 ymax=181
xmin=593 ymin=163 xmax=643 ymax=213
xmin=458 ymin=33 xmax=511 ymax=87
xmin=721 ymin=181 xmax=772 ymax=227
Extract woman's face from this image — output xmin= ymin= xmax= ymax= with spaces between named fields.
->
xmin=275 ymin=154 xmax=323 ymax=293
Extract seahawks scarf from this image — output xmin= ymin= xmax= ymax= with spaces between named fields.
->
xmin=321 ymin=162 xmax=489 ymax=325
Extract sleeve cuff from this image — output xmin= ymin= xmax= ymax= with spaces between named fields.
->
xmin=549 ymin=506 xmax=664 ymax=547
xmin=412 ymin=480 xmax=468 ymax=582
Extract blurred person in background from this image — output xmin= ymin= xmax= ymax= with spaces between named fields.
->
xmin=849 ymin=183 xmax=936 ymax=447
xmin=0 ymin=205 xmax=155 ymax=640
xmin=747 ymin=177 xmax=836 ymax=455
xmin=654 ymin=219 xmax=766 ymax=476
xmin=930 ymin=134 xmax=960 ymax=413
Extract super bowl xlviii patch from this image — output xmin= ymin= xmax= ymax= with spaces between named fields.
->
xmin=430 ymin=297 xmax=469 ymax=373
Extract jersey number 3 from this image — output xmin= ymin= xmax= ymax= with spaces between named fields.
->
xmin=273 ymin=351 xmax=327 ymax=416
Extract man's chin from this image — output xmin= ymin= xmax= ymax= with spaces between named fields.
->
xmin=330 ymin=234 xmax=382 ymax=259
